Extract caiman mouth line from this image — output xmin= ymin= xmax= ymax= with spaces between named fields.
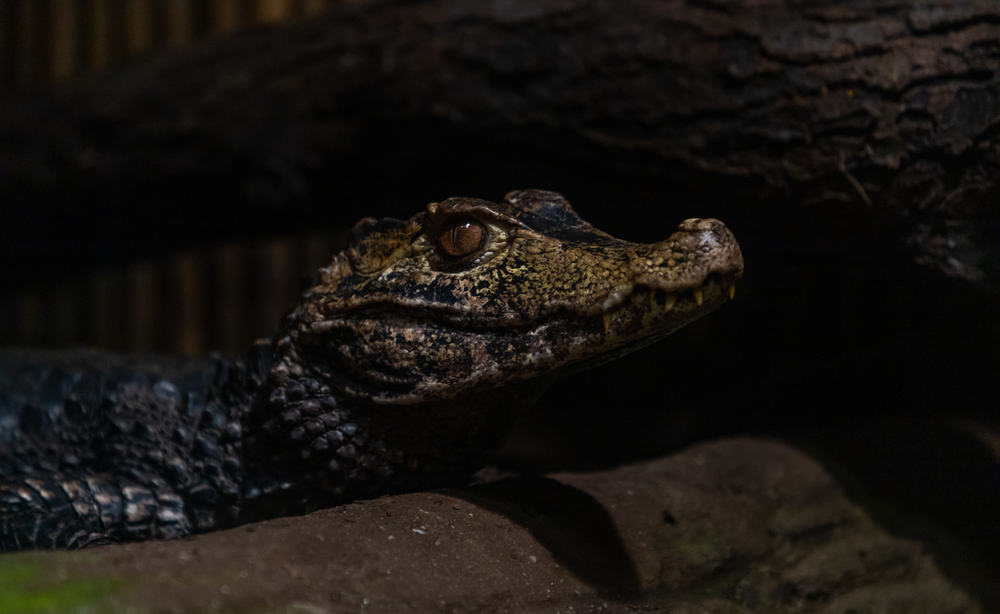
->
xmin=572 ymin=272 xmax=739 ymax=370
xmin=328 ymin=273 xmax=742 ymax=399
xmin=589 ymin=272 xmax=739 ymax=333
xmin=309 ymin=270 xmax=741 ymax=336
xmin=595 ymin=272 xmax=740 ymax=314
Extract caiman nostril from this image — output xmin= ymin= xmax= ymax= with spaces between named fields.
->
xmin=677 ymin=218 xmax=726 ymax=233
xmin=670 ymin=218 xmax=743 ymax=277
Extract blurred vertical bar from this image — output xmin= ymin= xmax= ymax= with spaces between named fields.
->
xmin=0 ymin=0 xmax=13 ymax=91
xmin=50 ymin=0 xmax=78 ymax=81
xmin=0 ymin=0 xmax=330 ymax=92
xmin=75 ymin=0 xmax=94 ymax=74
xmin=0 ymin=297 xmax=11 ymax=346
xmin=211 ymin=243 xmax=246 ymax=354
xmin=146 ymin=0 xmax=166 ymax=49
xmin=252 ymin=238 xmax=295 ymax=342
xmin=302 ymin=0 xmax=328 ymax=16
xmin=123 ymin=0 xmax=151 ymax=53
xmin=212 ymin=0 xmax=242 ymax=34
xmin=92 ymin=269 xmax=123 ymax=349
xmin=13 ymin=0 xmax=37 ymax=88
xmin=256 ymin=0 xmax=294 ymax=24
xmin=165 ymin=0 xmax=192 ymax=47
xmin=189 ymin=0 xmax=211 ymax=38
xmin=50 ymin=279 xmax=81 ymax=347
xmin=127 ymin=260 xmax=158 ymax=352
xmin=171 ymin=250 xmax=204 ymax=356
xmin=90 ymin=0 xmax=113 ymax=71
xmin=17 ymin=289 xmax=42 ymax=345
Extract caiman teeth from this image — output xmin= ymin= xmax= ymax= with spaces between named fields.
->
xmin=596 ymin=273 xmax=736 ymax=321
xmin=601 ymin=283 xmax=634 ymax=311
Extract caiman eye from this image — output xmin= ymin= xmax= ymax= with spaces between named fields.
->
xmin=436 ymin=218 xmax=485 ymax=259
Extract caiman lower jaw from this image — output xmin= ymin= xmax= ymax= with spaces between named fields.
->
xmin=593 ymin=271 xmax=741 ymax=314
xmin=546 ymin=273 xmax=739 ymax=377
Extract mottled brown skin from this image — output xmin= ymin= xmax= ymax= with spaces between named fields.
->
xmin=302 ymin=190 xmax=741 ymax=402
xmin=246 ymin=190 xmax=743 ymax=517
xmin=1 ymin=190 xmax=742 ymax=549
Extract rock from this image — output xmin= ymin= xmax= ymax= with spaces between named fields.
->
xmin=1 ymin=437 xmax=979 ymax=613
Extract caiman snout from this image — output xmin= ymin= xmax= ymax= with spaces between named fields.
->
xmin=632 ymin=217 xmax=743 ymax=290
xmin=675 ymin=217 xmax=744 ymax=278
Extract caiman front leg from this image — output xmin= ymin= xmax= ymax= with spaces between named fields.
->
xmin=0 ymin=364 xmax=249 ymax=550
xmin=0 ymin=474 xmax=190 ymax=550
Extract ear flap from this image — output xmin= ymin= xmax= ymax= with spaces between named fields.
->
xmin=346 ymin=216 xmax=416 ymax=275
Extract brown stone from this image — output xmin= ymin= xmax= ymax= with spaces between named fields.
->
xmin=19 ymin=438 xmax=978 ymax=613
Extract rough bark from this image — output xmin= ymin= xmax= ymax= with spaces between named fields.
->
xmin=0 ymin=0 xmax=997 ymax=291
xmin=0 ymin=439 xmax=982 ymax=613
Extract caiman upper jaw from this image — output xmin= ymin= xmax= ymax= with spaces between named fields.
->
xmin=635 ymin=217 xmax=743 ymax=287
xmin=591 ymin=217 xmax=744 ymax=315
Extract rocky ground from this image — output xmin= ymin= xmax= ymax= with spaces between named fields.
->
xmin=0 ymin=438 xmax=982 ymax=614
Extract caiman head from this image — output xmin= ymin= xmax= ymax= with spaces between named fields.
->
xmin=286 ymin=189 xmax=742 ymax=405
xmin=254 ymin=190 xmax=742 ymax=499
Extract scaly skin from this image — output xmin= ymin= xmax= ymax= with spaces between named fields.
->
xmin=0 ymin=190 xmax=742 ymax=550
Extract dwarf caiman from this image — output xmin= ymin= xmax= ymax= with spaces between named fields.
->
xmin=0 ymin=190 xmax=743 ymax=550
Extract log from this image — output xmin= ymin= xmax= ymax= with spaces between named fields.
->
xmin=0 ymin=0 xmax=997 ymax=291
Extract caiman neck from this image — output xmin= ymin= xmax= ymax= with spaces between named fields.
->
xmin=240 ymin=331 xmax=551 ymax=519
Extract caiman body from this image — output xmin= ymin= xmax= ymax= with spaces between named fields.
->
xmin=0 ymin=190 xmax=742 ymax=550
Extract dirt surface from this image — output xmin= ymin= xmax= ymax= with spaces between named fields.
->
xmin=1 ymin=437 xmax=980 ymax=613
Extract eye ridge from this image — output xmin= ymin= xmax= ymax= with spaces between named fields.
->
xmin=436 ymin=217 xmax=486 ymax=259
